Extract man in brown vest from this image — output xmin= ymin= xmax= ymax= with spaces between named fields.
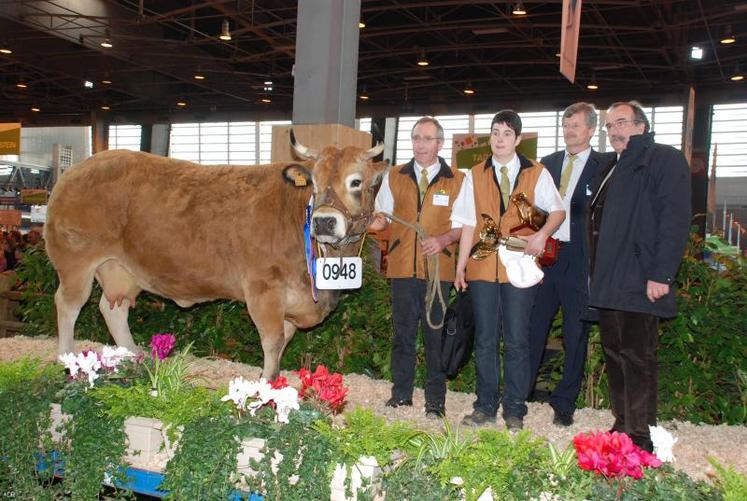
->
xmin=453 ymin=110 xmax=565 ymax=430
xmin=369 ymin=116 xmax=465 ymax=419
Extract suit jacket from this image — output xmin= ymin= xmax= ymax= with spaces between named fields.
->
xmin=541 ymin=148 xmax=615 ymax=320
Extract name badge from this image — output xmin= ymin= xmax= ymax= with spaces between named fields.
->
xmin=315 ymin=257 xmax=363 ymax=289
xmin=432 ymin=193 xmax=449 ymax=206
xmin=585 ymin=185 xmax=592 ymax=196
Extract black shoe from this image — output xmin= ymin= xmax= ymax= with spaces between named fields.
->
xmin=385 ymin=397 xmax=412 ymax=408
xmin=553 ymin=410 xmax=574 ymax=427
xmin=425 ymin=408 xmax=445 ymax=420
xmin=504 ymin=415 xmax=524 ymax=431
xmin=461 ymin=410 xmax=496 ymax=427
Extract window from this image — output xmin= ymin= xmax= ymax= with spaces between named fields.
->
xmin=170 ymin=122 xmax=258 ymax=164
xmin=642 ymin=106 xmax=683 ymax=150
xmin=710 ymin=103 xmax=747 ymax=177
xmin=108 ymin=125 xmax=142 ymax=151
xmin=395 ymin=115 xmax=470 ymax=164
xmin=258 ymin=120 xmax=291 ymax=164
xmin=356 ymin=118 xmax=371 ymax=133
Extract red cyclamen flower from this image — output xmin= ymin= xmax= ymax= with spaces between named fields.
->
xmin=149 ymin=333 xmax=176 ymax=361
xmin=573 ymin=431 xmax=662 ymax=480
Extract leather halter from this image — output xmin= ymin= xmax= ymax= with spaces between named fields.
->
xmin=313 ymin=181 xmax=373 ymax=249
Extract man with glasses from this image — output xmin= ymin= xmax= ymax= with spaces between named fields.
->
xmin=528 ymin=102 xmax=614 ymax=427
xmin=589 ymin=101 xmax=690 ymax=451
xmin=369 ymin=116 xmax=465 ymax=419
xmin=453 ymin=110 xmax=565 ymax=431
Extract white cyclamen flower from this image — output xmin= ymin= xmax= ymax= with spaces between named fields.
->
xmin=649 ymin=425 xmax=677 ymax=462
xmin=221 ymin=376 xmax=255 ymax=410
xmin=58 ymin=352 xmax=80 ymax=377
xmin=247 ymin=379 xmax=274 ymax=416
xmin=271 ymin=386 xmax=300 ymax=424
xmin=76 ymin=351 xmax=102 ymax=387
xmin=101 ymin=345 xmax=134 ymax=370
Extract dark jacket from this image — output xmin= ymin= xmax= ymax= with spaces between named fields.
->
xmin=541 ymin=148 xmax=615 ymax=320
xmin=588 ymin=133 xmax=691 ymax=318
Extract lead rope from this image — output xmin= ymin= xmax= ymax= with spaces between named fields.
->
xmin=379 ymin=211 xmax=447 ymax=330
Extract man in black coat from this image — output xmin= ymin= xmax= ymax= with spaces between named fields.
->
xmin=589 ymin=101 xmax=691 ymax=451
xmin=529 ymin=102 xmax=614 ymax=427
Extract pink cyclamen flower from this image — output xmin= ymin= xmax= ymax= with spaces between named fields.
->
xmin=150 ymin=333 xmax=176 ymax=360
xmin=573 ymin=430 xmax=661 ymax=480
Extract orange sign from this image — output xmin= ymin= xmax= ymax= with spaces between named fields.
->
xmin=0 ymin=209 xmax=21 ymax=227
xmin=0 ymin=123 xmax=21 ymax=155
xmin=21 ymin=189 xmax=48 ymax=205
xmin=560 ymin=0 xmax=583 ymax=83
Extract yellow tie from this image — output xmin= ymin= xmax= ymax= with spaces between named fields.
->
xmin=559 ymin=153 xmax=577 ymax=198
xmin=419 ymin=168 xmax=429 ymax=201
xmin=500 ymin=165 xmax=510 ymax=210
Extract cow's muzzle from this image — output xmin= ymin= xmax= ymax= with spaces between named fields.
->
xmin=312 ymin=211 xmax=347 ymax=244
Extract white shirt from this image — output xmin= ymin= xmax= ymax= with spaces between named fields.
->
xmin=451 ymin=154 xmax=564 ymax=228
xmin=554 ymin=146 xmax=591 ymax=242
xmin=375 ymin=160 xmax=464 ymax=229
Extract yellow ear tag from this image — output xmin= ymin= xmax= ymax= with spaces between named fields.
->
xmin=294 ymin=172 xmax=307 ymax=187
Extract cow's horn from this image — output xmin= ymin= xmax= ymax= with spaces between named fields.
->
xmin=289 ymin=129 xmax=318 ymax=160
xmin=361 ymin=142 xmax=385 ymax=160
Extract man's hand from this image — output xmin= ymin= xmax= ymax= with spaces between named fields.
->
xmin=367 ymin=213 xmax=388 ymax=232
xmin=421 ymin=235 xmax=446 ymax=256
xmin=646 ymin=280 xmax=669 ymax=302
xmin=454 ymin=267 xmax=468 ymax=291
xmin=522 ymin=231 xmax=548 ymax=258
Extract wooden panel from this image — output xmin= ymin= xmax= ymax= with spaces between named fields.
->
xmin=271 ymin=123 xmax=371 ymax=162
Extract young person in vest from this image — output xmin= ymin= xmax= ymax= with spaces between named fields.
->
xmin=369 ymin=116 xmax=465 ymax=419
xmin=528 ymin=102 xmax=616 ymax=427
xmin=453 ymin=110 xmax=565 ymax=430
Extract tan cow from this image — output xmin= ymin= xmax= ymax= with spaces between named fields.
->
xmin=44 ymin=135 xmax=385 ymax=378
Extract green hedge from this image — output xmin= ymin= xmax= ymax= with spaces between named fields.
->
xmin=13 ymin=233 xmax=747 ymax=426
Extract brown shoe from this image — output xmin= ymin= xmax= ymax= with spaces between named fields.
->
xmin=504 ymin=415 xmax=524 ymax=431
xmin=461 ymin=410 xmax=496 ymax=427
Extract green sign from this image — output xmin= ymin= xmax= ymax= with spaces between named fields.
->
xmin=451 ymin=132 xmax=539 ymax=170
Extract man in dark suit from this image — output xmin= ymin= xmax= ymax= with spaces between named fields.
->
xmin=528 ymin=102 xmax=613 ymax=426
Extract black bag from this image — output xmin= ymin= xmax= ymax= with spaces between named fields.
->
xmin=440 ymin=290 xmax=475 ymax=380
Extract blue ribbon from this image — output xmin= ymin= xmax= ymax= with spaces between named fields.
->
xmin=304 ymin=196 xmax=318 ymax=302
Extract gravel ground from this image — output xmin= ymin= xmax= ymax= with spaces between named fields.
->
xmin=2 ymin=335 xmax=745 ymax=483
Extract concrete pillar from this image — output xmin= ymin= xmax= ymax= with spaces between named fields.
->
xmin=90 ymin=112 xmax=109 ymax=153
xmin=292 ymin=0 xmax=361 ymax=127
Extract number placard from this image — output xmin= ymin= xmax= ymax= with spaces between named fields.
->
xmin=315 ymin=257 xmax=363 ymax=290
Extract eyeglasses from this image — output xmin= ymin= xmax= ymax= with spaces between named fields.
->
xmin=411 ymin=135 xmax=441 ymax=144
xmin=604 ymin=118 xmax=640 ymax=131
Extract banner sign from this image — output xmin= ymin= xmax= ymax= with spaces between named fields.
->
xmin=0 ymin=209 xmax=21 ymax=227
xmin=21 ymin=189 xmax=48 ymax=205
xmin=560 ymin=0 xmax=583 ymax=83
xmin=30 ymin=205 xmax=47 ymax=223
xmin=0 ymin=123 xmax=21 ymax=155
xmin=451 ymin=132 xmax=539 ymax=170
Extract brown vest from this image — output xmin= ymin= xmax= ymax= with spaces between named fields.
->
xmin=465 ymin=155 xmax=544 ymax=283
xmin=386 ymin=159 xmax=465 ymax=281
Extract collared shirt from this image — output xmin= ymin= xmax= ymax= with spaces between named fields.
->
xmin=554 ymin=146 xmax=591 ymax=242
xmin=375 ymin=159 xmax=463 ymax=228
xmin=451 ymin=154 xmax=563 ymax=227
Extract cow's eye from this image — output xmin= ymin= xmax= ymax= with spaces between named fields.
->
xmin=350 ymin=179 xmax=362 ymax=189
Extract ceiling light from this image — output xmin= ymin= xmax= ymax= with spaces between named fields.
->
xmin=194 ymin=73 xmax=206 ymax=80
xmin=359 ymin=86 xmax=369 ymax=100
xmin=84 ymin=80 xmax=94 ymax=88
xmin=463 ymin=81 xmax=475 ymax=95
xmin=0 ymin=48 xmax=11 ymax=55
xmin=101 ymin=78 xmax=112 ymax=84
xmin=31 ymin=107 xmax=40 ymax=112
xmin=555 ymin=52 xmax=561 ymax=58
xmin=512 ymin=2 xmax=527 ymax=16
xmin=731 ymin=64 xmax=744 ymax=81
xmin=587 ymin=75 xmax=599 ymax=90
xmin=690 ymin=45 xmax=703 ymax=60
xmin=358 ymin=21 xmax=366 ymax=29
xmin=100 ymin=38 xmax=112 ymax=48
xmin=219 ymin=19 xmax=232 ymax=41
xmin=176 ymin=100 xmax=187 ymax=107
xmin=101 ymin=105 xmax=110 ymax=111
xmin=260 ymin=97 xmax=272 ymax=103
xmin=720 ymin=26 xmax=736 ymax=44
xmin=16 ymin=82 xmax=27 ymax=89
xmin=263 ymin=78 xmax=273 ymax=92
xmin=417 ymin=50 xmax=429 ymax=67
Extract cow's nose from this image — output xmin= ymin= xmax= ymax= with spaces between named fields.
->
xmin=313 ymin=217 xmax=336 ymax=235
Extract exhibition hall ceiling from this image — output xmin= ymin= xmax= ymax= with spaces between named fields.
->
xmin=0 ymin=0 xmax=745 ymax=123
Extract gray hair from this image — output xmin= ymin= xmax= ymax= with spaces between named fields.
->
xmin=411 ymin=116 xmax=445 ymax=141
xmin=563 ymin=102 xmax=598 ymax=129
xmin=608 ymin=101 xmax=650 ymax=133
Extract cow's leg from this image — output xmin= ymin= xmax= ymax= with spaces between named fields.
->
xmin=97 ymin=295 xmax=138 ymax=353
xmin=55 ymin=267 xmax=95 ymax=355
xmin=245 ymin=291 xmax=295 ymax=380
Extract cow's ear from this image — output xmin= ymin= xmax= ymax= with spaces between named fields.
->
xmin=282 ymin=164 xmax=313 ymax=187
xmin=367 ymin=159 xmax=390 ymax=186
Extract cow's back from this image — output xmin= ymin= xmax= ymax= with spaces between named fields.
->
xmin=45 ymin=150 xmax=312 ymax=302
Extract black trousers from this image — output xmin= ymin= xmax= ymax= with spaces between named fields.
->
xmin=390 ymin=278 xmax=451 ymax=410
xmin=599 ymin=309 xmax=659 ymax=451
xmin=529 ymin=242 xmax=590 ymax=415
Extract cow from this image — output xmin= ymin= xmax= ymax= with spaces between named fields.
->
xmin=44 ymin=134 xmax=386 ymax=378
